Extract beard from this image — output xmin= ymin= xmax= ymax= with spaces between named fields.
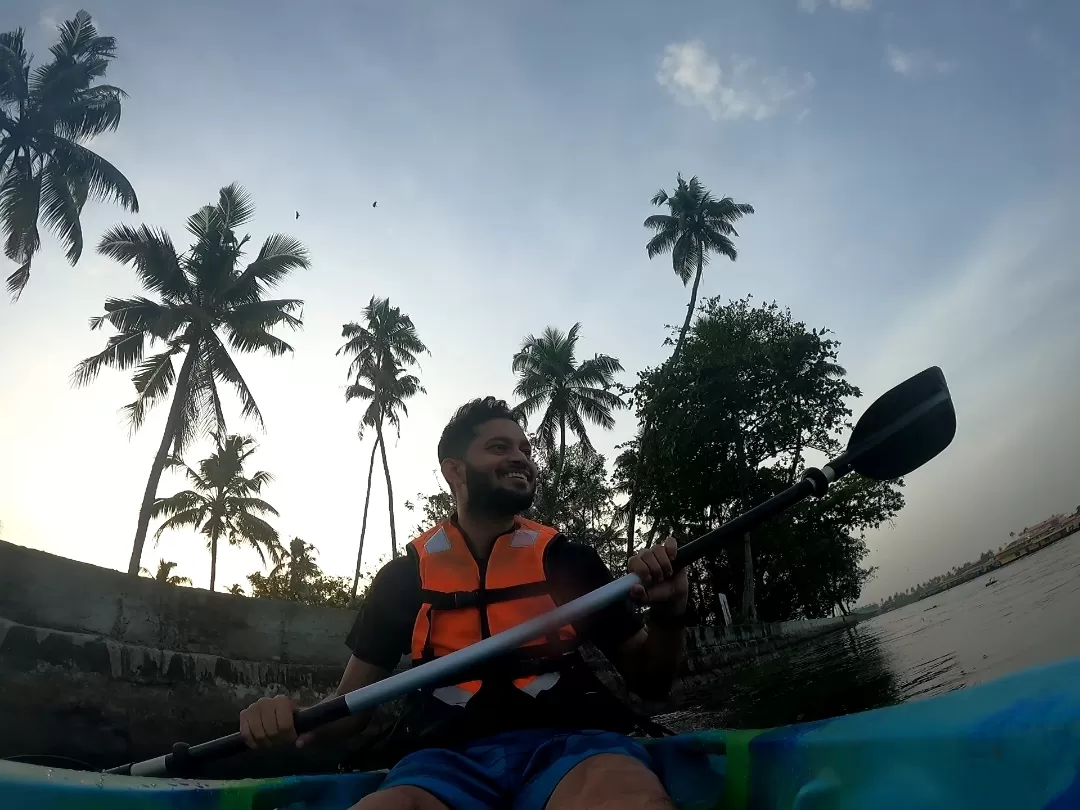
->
xmin=464 ymin=462 xmax=535 ymax=518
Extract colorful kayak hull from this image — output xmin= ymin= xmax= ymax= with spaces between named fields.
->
xmin=3 ymin=654 xmax=1079 ymax=809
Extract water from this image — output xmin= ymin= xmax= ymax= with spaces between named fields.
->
xmin=658 ymin=531 xmax=1080 ymax=732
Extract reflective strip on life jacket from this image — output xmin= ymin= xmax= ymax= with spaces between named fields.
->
xmin=409 ymin=518 xmax=576 ymax=705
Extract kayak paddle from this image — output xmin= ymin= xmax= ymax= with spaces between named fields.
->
xmin=108 ymin=365 xmax=955 ymax=777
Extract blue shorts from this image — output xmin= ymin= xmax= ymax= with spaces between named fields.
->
xmin=378 ymin=728 xmax=655 ymax=810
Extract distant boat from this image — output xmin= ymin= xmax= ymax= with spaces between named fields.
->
xmin=985 ymin=578 xmax=998 ymax=587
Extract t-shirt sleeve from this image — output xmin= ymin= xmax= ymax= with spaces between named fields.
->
xmin=546 ymin=538 xmax=643 ymax=657
xmin=344 ymin=555 xmax=419 ymax=671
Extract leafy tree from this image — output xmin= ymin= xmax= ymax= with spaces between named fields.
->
xmin=405 ymin=488 xmax=455 ymax=535
xmin=150 ymin=434 xmax=283 ymax=592
xmin=512 ymin=323 xmax=624 ymax=497
xmin=224 ymin=583 xmax=246 ymax=596
xmin=72 ymin=184 xmax=307 ymax=576
xmin=339 ymin=297 xmax=427 ymax=576
xmin=621 ymin=296 xmax=893 ymax=622
xmin=624 ymin=175 xmax=754 ymax=557
xmin=247 ymin=537 xmax=367 ymax=609
xmin=139 ymin=559 xmax=191 ymax=587
xmin=531 ymin=441 xmax=626 ymax=574
xmin=0 ymin=11 xmax=138 ymax=298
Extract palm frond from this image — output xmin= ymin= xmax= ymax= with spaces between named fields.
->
xmin=225 ymin=234 xmax=309 ymax=303
xmin=122 ymin=348 xmax=180 ymax=431
xmin=230 ymin=511 xmax=281 ymax=565
xmin=71 ymin=329 xmax=146 ymax=386
xmin=224 ymin=298 xmax=303 ymax=332
xmin=54 ymin=84 xmax=125 ymax=141
xmin=344 ymin=381 xmax=377 ymax=403
xmin=38 ymin=135 xmax=137 ymax=212
xmin=1 ymin=155 xmax=42 ymax=297
xmin=151 ymin=505 xmax=207 ymax=540
xmin=39 ymin=161 xmax=83 ymax=263
xmin=230 ymin=496 xmax=279 ymax=516
xmin=564 ymin=408 xmax=597 ymax=453
xmin=571 ymin=389 xmax=622 ymax=429
xmin=150 ymin=490 xmax=205 ymax=520
xmin=97 ymin=225 xmax=189 ymax=301
xmin=572 ymin=354 xmax=624 ymax=386
xmin=215 ymin=183 xmax=256 ymax=232
xmin=223 ymin=324 xmax=294 ymax=357
xmin=203 ymin=334 xmax=264 ymax=427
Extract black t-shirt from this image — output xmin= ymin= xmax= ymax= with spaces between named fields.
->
xmin=346 ymin=535 xmax=642 ymax=671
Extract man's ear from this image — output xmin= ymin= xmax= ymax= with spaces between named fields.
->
xmin=441 ymin=458 xmax=464 ymax=494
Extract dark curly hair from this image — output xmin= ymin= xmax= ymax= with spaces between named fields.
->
xmin=437 ymin=397 xmax=524 ymax=463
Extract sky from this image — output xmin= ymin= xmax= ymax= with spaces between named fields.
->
xmin=1 ymin=0 xmax=1078 ymax=605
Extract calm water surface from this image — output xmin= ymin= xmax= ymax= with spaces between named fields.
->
xmin=659 ymin=531 xmax=1080 ymax=731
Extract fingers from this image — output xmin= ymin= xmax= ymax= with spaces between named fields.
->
xmin=663 ymin=535 xmax=678 ymax=564
xmin=629 ymin=536 xmax=680 ymax=604
xmin=273 ymin=696 xmax=297 ymax=745
xmin=239 ymin=695 xmax=296 ymax=750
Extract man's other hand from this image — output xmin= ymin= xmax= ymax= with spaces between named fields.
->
xmin=628 ymin=536 xmax=688 ymax=617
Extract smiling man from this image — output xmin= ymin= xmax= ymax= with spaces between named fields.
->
xmin=240 ymin=396 xmax=687 ymax=810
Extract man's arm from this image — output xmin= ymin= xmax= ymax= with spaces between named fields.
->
xmin=240 ymin=555 xmax=417 ymax=750
xmin=609 ymin=537 xmax=688 ymax=701
xmin=609 ymin=618 xmax=685 ymax=701
xmin=550 ymin=537 xmax=687 ymax=702
xmin=239 ymin=655 xmax=389 ymax=749
xmin=302 ymin=655 xmax=391 ymax=746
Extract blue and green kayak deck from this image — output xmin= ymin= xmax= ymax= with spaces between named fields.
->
xmin=3 ymin=654 xmax=1080 ymax=809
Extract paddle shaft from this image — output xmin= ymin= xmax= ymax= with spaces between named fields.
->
xmin=108 ymin=464 xmax=836 ymax=777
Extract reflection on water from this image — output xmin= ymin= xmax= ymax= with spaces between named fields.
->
xmin=659 ymin=531 xmax=1080 ymax=732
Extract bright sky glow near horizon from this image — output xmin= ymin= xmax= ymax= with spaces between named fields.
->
xmin=1 ymin=0 xmax=1078 ymax=605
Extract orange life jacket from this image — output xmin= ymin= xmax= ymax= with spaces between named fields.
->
xmin=408 ymin=517 xmax=577 ymax=706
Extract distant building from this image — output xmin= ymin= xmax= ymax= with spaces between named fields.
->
xmin=996 ymin=512 xmax=1080 ymax=565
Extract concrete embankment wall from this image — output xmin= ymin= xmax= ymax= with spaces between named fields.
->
xmin=0 ymin=540 xmax=862 ymax=772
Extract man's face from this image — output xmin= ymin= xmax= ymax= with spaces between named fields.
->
xmin=456 ymin=418 xmax=537 ymax=517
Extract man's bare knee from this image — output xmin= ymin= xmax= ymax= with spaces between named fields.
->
xmin=349 ymin=784 xmax=451 ymax=810
xmin=547 ymin=753 xmax=675 ymax=810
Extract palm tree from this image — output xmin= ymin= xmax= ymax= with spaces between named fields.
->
xmin=150 ymin=434 xmax=283 ymax=592
xmin=512 ymin=323 xmax=625 ymax=496
xmin=0 ymin=11 xmax=138 ymax=298
xmin=72 ymin=183 xmax=308 ymax=577
xmin=139 ymin=559 xmax=191 ymax=586
xmin=225 ymin=583 xmax=246 ymax=596
xmin=624 ymin=176 xmax=754 ymax=559
xmin=343 ymin=355 xmax=425 ymax=585
xmin=644 ymin=174 xmax=754 ymax=365
xmin=338 ymin=297 xmax=427 ymax=580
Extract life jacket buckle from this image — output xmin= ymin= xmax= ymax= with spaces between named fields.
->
xmin=451 ymin=591 xmax=482 ymax=609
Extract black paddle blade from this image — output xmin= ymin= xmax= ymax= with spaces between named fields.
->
xmin=842 ymin=366 xmax=955 ymax=481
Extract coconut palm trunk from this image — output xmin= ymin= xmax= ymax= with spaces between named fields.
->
xmin=351 ymin=434 xmax=381 ymax=600
xmin=209 ymin=524 xmax=221 ymax=593
xmin=128 ymin=346 xmax=198 ymax=575
xmin=375 ymin=419 xmax=399 ymax=558
xmin=672 ymin=248 xmax=705 ymax=366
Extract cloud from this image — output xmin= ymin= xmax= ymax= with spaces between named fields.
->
xmin=886 ymin=44 xmax=955 ymax=77
xmin=39 ymin=10 xmax=61 ymax=31
xmin=798 ymin=0 xmax=872 ymax=12
xmin=657 ymin=41 xmax=814 ymax=123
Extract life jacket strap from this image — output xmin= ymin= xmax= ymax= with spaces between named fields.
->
xmin=418 ymin=580 xmax=551 ymax=610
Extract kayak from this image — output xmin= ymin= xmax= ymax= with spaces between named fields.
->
xmin=3 ymin=654 xmax=1079 ymax=809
